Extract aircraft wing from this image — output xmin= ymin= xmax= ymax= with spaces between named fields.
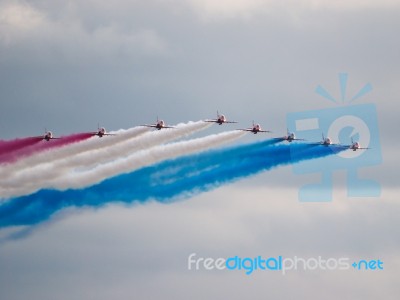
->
xmin=91 ymin=132 xmax=116 ymax=136
xmin=309 ymin=142 xmax=340 ymax=146
xmin=341 ymin=145 xmax=370 ymax=150
xmin=34 ymin=136 xmax=61 ymax=140
xmin=140 ymin=124 xmax=175 ymax=129
xmin=204 ymin=120 xmax=238 ymax=123
xmin=238 ymin=129 xmax=270 ymax=132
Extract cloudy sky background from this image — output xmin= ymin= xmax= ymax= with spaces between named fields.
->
xmin=0 ymin=0 xmax=399 ymax=299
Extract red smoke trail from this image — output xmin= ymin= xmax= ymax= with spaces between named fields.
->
xmin=0 ymin=137 xmax=42 ymax=156
xmin=0 ymin=133 xmax=94 ymax=165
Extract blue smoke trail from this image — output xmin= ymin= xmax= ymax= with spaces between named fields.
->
xmin=0 ymin=140 xmax=343 ymax=228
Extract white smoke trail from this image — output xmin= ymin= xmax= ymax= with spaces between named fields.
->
xmin=1 ymin=130 xmax=245 ymax=198
xmin=0 ymin=121 xmax=211 ymax=191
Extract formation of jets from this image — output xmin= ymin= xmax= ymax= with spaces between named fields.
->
xmin=26 ymin=112 xmax=370 ymax=152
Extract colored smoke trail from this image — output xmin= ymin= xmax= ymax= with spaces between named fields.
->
xmin=0 ymin=126 xmax=150 ymax=180
xmin=0 ymin=130 xmax=246 ymax=198
xmin=0 ymin=137 xmax=42 ymax=162
xmin=0 ymin=121 xmax=209 ymax=180
xmin=0 ymin=133 xmax=94 ymax=164
xmin=0 ymin=142 xmax=344 ymax=228
xmin=0 ymin=121 xmax=212 ymax=195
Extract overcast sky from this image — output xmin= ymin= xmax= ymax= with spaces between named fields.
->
xmin=0 ymin=1 xmax=399 ymax=299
